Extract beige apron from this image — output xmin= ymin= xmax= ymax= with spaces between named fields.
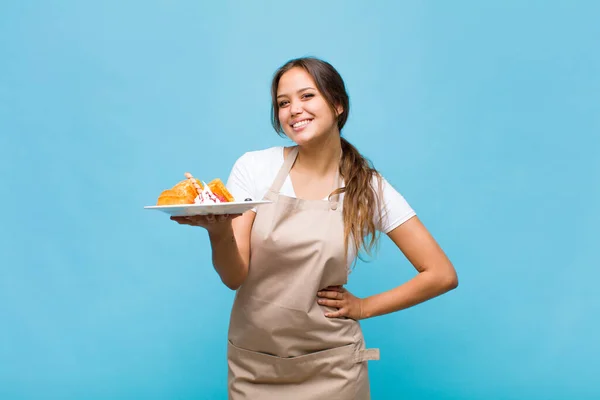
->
xmin=227 ymin=146 xmax=380 ymax=399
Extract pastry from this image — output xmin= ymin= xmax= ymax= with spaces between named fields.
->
xmin=156 ymin=173 xmax=235 ymax=205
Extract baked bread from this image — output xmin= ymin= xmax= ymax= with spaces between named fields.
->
xmin=157 ymin=179 xmax=203 ymax=205
xmin=156 ymin=175 xmax=235 ymax=205
xmin=207 ymin=178 xmax=235 ymax=202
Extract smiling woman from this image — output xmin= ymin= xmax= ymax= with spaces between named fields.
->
xmin=270 ymin=59 xmax=381 ymax=259
xmin=174 ymin=57 xmax=458 ymax=399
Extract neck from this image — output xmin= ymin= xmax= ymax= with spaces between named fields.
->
xmin=294 ymin=133 xmax=342 ymax=176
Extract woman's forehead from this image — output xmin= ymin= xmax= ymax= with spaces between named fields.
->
xmin=278 ymin=68 xmax=316 ymax=93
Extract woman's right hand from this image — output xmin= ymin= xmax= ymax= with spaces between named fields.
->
xmin=170 ymin=214 xmax=242 ymax=235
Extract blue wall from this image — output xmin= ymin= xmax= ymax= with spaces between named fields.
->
xmin=1 ymin=1 xmax=598 ymax=399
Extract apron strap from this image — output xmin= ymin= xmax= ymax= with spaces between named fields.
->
xmin=269 ymin=146 xmax=299 ymax=193
xmin=353 ymin=348 xmax=380 ymax=363
xmin=268 ymin=146 xmax=343 ymax=212
xmin=327 ymin=151 xmax=343 ymax=211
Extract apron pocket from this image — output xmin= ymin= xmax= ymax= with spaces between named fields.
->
xmin=228 ymin=340 xmax=378 ymax=399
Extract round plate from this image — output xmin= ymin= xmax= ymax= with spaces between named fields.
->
xmin=144 ymin=201 xmax=271 ymax=217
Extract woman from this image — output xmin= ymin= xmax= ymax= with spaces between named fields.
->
xmin=172 ymin=57 xmax=458 ymax=399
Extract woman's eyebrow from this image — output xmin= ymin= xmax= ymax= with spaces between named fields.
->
xmin=277 ymin=87 xmax=316 ymax=99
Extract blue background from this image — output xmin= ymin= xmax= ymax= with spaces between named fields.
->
xmin=1 ymin=1 xmax=598 ymax=399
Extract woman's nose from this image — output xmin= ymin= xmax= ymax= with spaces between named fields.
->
xmin=290 ymin=101 xmax=303 ymax=116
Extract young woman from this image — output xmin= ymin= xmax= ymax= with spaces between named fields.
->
xmin=172 ymin=57 xmax=458 ymax=399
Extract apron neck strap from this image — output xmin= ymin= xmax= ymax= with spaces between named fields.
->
xmin=328 ymin=152 xmax=342 ymax=211
xmin=269 ymin=146 xmax=299 ymax=193
xmin=269 ymin=146 xmax=343 ymax=211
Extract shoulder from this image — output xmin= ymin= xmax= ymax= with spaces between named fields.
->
xmin=240 ymin=146 xmax=284 ymax=159
xmin=232 ymin=146 xmax=284 ymax=170
xmin=372 ymin=172 xmax=411 ymax=206
xmin=370 ymin=172 xmax=416 ymax=233
xmin=227 ymin=146 xmax=286 ymax=203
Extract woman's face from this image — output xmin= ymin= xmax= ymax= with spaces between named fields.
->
xmin=276 ymin=67 xmax=342 ymax=147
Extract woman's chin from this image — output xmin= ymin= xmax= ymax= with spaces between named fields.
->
xmin=286 ymin=129 xmax=319 ymax=146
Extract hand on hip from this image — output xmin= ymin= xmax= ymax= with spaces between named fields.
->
xmin=317 ymin=285 xmax=364 ymax=320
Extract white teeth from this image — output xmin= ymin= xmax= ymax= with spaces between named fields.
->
xmin=293 ymin=119 xmax=311 ymax=128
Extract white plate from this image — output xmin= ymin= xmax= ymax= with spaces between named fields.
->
xmin=144 ymin=201 xmax=271 ymax=217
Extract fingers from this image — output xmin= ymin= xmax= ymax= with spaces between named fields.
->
xmin=217 ymin=214 xmax=232 ymax=222
xmin=318 ymin=290 xmax=344 ymax=300
xmin=317 ymin=298 xmax=344 ymax=308
xmin=205 ymin=214 xmax=234 ymax=223
xmin=317 ymin=290 xmax=345 ymax=316
xmin=324 ymin=308 xmax=348 ymax=318
xmin=170 ymin=216 xmax=193 ymax=225
xmin=317 ymin=287 xmax=352 ymax=319
xmin=317 ymin=295 xmax=347 ymax=318
xmin=170 ymin=213 xmax=239 ymax=227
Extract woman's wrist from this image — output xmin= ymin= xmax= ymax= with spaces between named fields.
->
xmin=360 ymin=297 xmax=376 ymax=319
xmin=207 ymin=223 xmax=235 ymax=244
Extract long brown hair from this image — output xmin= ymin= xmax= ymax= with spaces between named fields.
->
xmin=270 ymin=57 xmax=383 ymax=260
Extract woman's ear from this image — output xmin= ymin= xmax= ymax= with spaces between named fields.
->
xmin=335 ymin=104 xmax=344 ymax=117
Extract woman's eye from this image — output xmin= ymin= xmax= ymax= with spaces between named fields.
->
xmin=302 ymin=93 xmax=314 ymax=99
xmin=279 ymin=100 xmax=289 ymax=107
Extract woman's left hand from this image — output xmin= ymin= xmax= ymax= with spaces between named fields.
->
xmin=317 ymin=286 xmax=364 ymax=320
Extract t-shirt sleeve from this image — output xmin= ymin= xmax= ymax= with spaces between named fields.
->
xmin=375 ymin=176 xmax=416 ymax=233
xmin=226 ymin=152 xmax=257 ymax=208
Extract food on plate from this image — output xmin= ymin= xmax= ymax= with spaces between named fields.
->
xmin=204 ymin=177 xmax=235 ymax=203
xmin=156 ymin=179 xmax=201 ymax=205
xmin=156 ymin=172 xmax=235 ymax=205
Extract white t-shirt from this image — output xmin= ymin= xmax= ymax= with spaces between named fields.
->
xmin=226 ymin=146 xmax=416 ymax=263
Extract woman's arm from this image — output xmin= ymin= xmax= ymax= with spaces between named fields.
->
xmin=360 ymin=216 xmax=458 ymax=318
xmin=171 ymin=211 xmax=255 ymax=290
xmin=208 ymin=211 xmax=255 ymax=290
xmin=317 ymin=215 xmax=458 ymax=319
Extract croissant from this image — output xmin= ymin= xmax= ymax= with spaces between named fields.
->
xmin=156 ymin=176 xmax=235 ymax=205
xmin=207 ymin=178 xmax=235 ymax=202
xmin=157 ymin=179 xmax=202 ymax=205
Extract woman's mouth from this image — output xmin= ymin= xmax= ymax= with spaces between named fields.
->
xmin=291 ymin=119 xmax=313 ymax=131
